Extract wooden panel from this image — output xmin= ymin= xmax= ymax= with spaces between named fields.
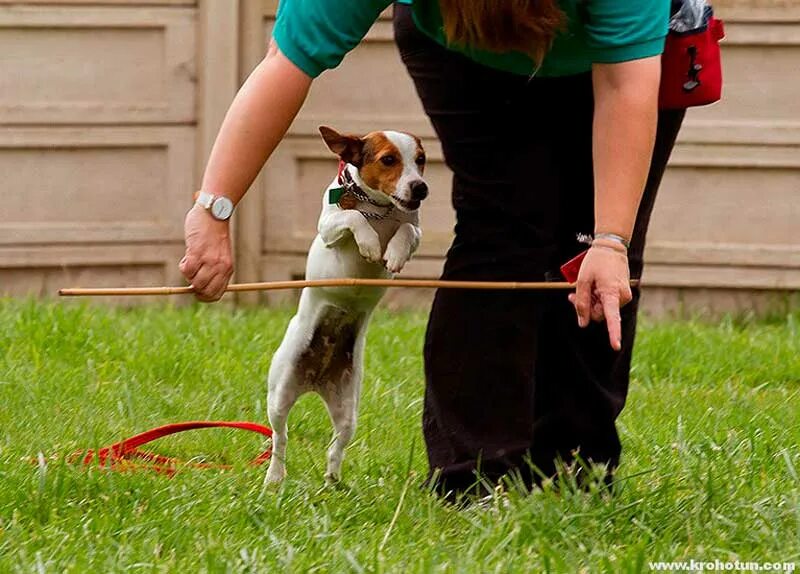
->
xmin=643 ymin=141 xmax=800 ymax=289
xmin=0 ymin=126 xmax=194 ymax=245
xmin=0 ymin=243 xmax=187 ymax=300
xmin=0 ymin=5 xmax=196 ymax=124
xmin=714 ymin=0 xmax=800 ymax=21
xmin=644 ymin=262 xmax=800 ymax=289
xmin=1 ymin=265 xmax=166 ymax=297
xmin=198 ymin=0 xmax=239 ymax=172
xmin=649 ymin=166 xmax=799 ymax=245
xmin=0 ymin=244 xmax=184 ymax=267
xmin=641 ymin=287 xmax=800 ymax=319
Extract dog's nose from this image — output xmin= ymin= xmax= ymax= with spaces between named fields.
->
xmin=409 ymin=180 xmax=428 ymax=201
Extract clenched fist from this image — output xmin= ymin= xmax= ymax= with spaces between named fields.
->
xmin=179 ymin=205 xmax=234 ymax=302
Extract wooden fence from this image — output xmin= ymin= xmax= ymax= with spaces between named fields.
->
xmin=2 ymin=0 xmax=798 ymax=315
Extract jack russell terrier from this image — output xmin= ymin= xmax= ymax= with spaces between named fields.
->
xmin=265 ymin=126 xmax=428 ymax=484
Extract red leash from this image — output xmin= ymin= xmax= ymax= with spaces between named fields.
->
xmin=73 ymin=421 xmax=272 ymax=476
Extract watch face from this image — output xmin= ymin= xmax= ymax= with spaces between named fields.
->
xmin=211 ymin=197 xmax=234 ymax=220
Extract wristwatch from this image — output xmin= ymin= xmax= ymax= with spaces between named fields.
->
xmin=194 ymin=191 xmax=234 ymax=221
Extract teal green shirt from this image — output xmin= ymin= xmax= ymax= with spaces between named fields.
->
xmin=273 ymin=0 xmax=668 ymax=78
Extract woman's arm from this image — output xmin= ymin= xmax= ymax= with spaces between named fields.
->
xmin=592 ymin=56 xmax=660 ymax=240
xmin=180 ymin=43 xmax=312 ymax=301
xmin=570 ymin=56 xmax=660 ymax=350
xmin=202 ymin=42 xmax=311 ymax=207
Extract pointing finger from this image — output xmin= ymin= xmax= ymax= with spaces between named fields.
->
xmin=601 ymin=291 xmax=622 ymax=351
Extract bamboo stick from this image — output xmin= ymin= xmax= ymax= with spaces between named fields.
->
xmin=58 ymin=277 xmax=640 ymax=297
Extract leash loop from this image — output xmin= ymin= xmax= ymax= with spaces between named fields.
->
xmin=73 ymin=421 xmax=273 ymax=476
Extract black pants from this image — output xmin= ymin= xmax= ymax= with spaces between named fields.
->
xmin=394 ymin=5 xmax=685 ymax=496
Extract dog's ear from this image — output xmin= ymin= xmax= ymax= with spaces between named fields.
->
xmin=319 ymin=126 xmax=365 ymax=167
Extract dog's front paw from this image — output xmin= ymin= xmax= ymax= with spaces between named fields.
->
xmin=355 ymin=231 xmax=383 ymax=264
xmin=383 ymin=249 xmax=410 ymax=274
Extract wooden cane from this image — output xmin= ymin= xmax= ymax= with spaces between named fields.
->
xmin=58 ymin=277 xmax=640 ymax=297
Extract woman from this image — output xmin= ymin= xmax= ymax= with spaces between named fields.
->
xmin=180 ymin=0 xmax=685 ymax=498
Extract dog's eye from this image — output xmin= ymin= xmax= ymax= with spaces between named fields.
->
xmin=380 ymin=155 xmax=396 ymax=166
xmin=415 ymin=155 xmax=426 ymax=166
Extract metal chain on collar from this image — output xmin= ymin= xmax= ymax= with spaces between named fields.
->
xmin=340 ymin=166 xmax=396 ymax=221
xmin=357 ymin=204 xmax=395 ymax=221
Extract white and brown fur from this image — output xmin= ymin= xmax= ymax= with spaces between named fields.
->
xmin=265 ymin=126 xmax=428 ymax=484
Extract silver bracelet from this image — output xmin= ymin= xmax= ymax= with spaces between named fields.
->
xmin=593 ymin=232 xmax=630 ymax=250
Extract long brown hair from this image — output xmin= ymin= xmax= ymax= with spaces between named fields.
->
xmin=439 ymin=0 xmax=566 ymax=65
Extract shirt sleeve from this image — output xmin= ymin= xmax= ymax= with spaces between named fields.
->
xmin=582 ymin=0 xmax=669 ymax=64
xmin=272 ymin=0 xmax=393 ymax=78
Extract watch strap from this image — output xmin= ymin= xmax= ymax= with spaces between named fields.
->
xmin=194 ymin=191 xmax=214 ymax=210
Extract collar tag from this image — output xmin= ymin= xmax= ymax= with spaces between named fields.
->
xmin=328 ymin=187 xmax=346 ymax=205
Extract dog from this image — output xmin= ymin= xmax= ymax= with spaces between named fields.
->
xmin=265 ymin=126 xmax=428 ymax=484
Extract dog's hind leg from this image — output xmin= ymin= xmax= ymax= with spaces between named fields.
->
xmin=320 ymin=374 xmax=360 ymax=484
xmin=265 ymin=330 xmax=305 ymax=484
xmin=265 ymin=378 xmax=300 ymax=484
xmin=319 ymin=322 xmax=366 ymax=484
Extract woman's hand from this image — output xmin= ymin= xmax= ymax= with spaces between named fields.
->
xmin=568 ymin=243 xmax=632 ymax=351
xmin=179 ymin=205 xmax=233 ymax=302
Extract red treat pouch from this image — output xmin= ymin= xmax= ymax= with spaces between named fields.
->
xmin=659 ymin=4 xmax=725 ymax=110
xmin=560 ymin=250 xmax=588 ymax=284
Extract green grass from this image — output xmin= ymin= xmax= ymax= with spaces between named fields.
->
xmin=1 ymin=299 xmax=799 ymax=573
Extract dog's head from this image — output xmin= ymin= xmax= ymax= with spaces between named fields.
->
xmin=319 ymin=126 xmax=428 ymax=212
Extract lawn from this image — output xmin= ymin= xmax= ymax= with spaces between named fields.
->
xmin=1 ymin=299 xmax=799 ymax=572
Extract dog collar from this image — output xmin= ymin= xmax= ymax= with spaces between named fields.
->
xmin=329 ymin=161 xmax=396 ymax=221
